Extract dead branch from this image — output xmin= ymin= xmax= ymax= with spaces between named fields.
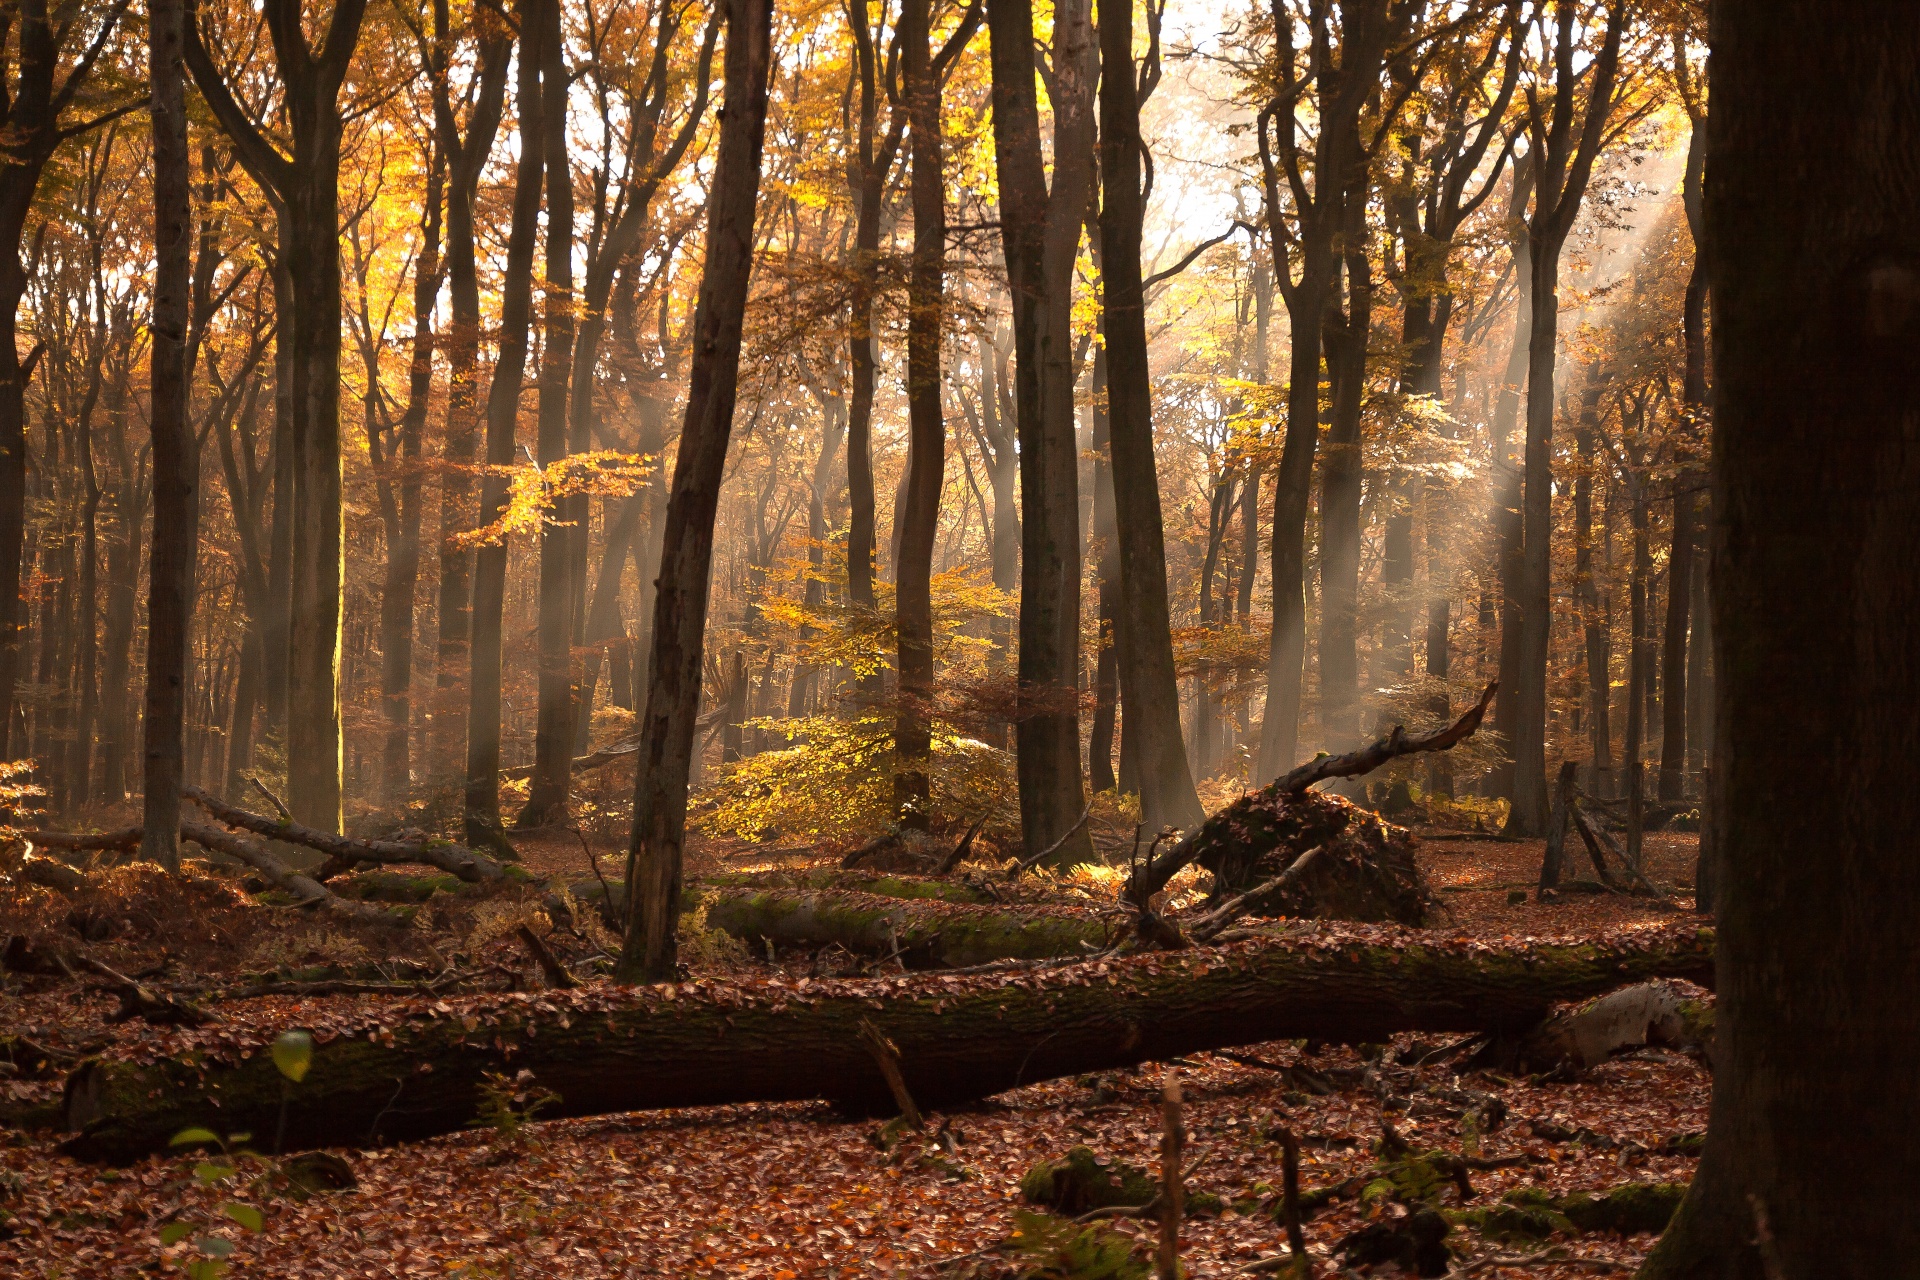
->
xmin=183 ymin=786 xmax=507 ymax=883
xmin=179 ymin=820 xmax=408 ymax=928
xmin=514 ymin=924 xmax=579 ymax=989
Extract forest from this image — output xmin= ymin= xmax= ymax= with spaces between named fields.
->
xmin=0 ymin=0 xmax=1912 ymax=1275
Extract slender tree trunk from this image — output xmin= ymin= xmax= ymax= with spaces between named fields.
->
xmin=1658 ymin=490 xmax=1693 ymax=799
xmin=893 ymin=0 xmax=946 ymax=827
xmin=1624 ymin=479 xmax=1649 ymax=781
xmin=617 ymin=0 xmax=773 ymax=981
xmin=984 ymin=0 xmax=1095 ymax=864
xmin=1096 ymin=0 xmax=1201 ymax=829
xmin=144 ymin=0 xmax=194 ymax=869
xmin=261 ymin=256 xmax=294 ymax=739
xmin=1573 ymin=385 xmax=1611 ymax=788
xmin=466 ymin=3 xmax=544 ymax=846
xmin=1088 ymin=343 xmax=1120 ymax=794
xmin=1639 ymin=6 xmax=1920 ymax=1272
xmin=523 ymin=0 xmax=578 ymax=827
xmin=377 ymin=157 xmax=442 ymax=806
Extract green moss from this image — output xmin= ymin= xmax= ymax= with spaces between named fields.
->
xmin=1560 ymin=1182 xmax=1686 ymax=1235
xmin=1020 ymin=1147 xmax=1158 ymax=1214
xmin=1006 ymin=1209 xmax=1151 ymax=1279
xmin=341 ymin=871 xmax=469 ymax=902
xmin=1450 ymin=1183 xmax=1685 ymax=1244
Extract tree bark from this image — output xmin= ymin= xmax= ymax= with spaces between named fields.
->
xmin=1318 ymin=219 xmax=1371 ymax=754
xmin=464 ymin=0 xmax=544 ymax=846
xmin=616 ymin=0 xmax=773 ymax=981
xmin=144 ymin=0 xmax=194 ymax=873
xmin=1638 ymin=5 xmax=1920 ymax=1274
xmin=892 ymin=0 xmax=948 ymax=827
xmin=984 ymin=0 xmax=1096 ymax=865
xmin=1096 ymin=0 xmax=1202 ymax=830
xmin=60 ymin=921 xmax=1715 ymax=1162
xmin=1506 ymin=1 xmax=1628 ymax=836
xmin=522 ymin=0 xmax=579 ymax=828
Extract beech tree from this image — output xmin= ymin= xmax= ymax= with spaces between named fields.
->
xmin=1640 ymin=2 xmax=1920 ymax=1272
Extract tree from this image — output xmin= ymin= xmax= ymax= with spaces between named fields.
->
xmin=1096 ymin=0 xmax=1203 ymax=831
xmin=1252 ymin=0 xmax=1412 ymax=780
xmin=1637 ymin=4 xmax=1920 ymax=1274
xmin=1503 ymin=0 xmax=1637 ymax=835
xmin=186 ymin=0 xmax=373 ymax=833
xmin=893 ymin=0 xmax=980 ymax=826
xmin=143 ymin=0 xmax=193 ymax=870
xmin=465 ymin=0 xmax=543 ymax=848
xmin=618 ymin=0 xmax=774 ymax=981
xmin=0 ymin=0 xmax=130 ymax=759
xmin=984 ymin=0 xmax=1097 ymax=865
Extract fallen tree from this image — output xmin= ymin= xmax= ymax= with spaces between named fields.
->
xmin=1126 ymin=683 xmax=1499 ymax=919
xmin=59 ymin=919 xmax=1713 ymax=1161
xmin=184 ymin=787 xmax=508 ymax=883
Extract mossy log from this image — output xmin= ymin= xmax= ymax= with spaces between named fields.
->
xmin=702 ymin=886 xmax=1121 ymax=967
xmin=59 ymin=921 xmax=1713 ymax=1161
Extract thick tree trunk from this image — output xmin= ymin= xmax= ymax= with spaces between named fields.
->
xmin=1096 ymin=0 xmax=1201 ymax=831
xmin=985 ymin=0 xmax=1095 ymax=865
xmin=144 ymin=0 xmax=194 ymax=871
xmin=1318 ymin=231 xmax=1371 ymax=755
xmin=1573 ymin=393 xmax=1612 ymax=787
xmin=616 ymin=0 xmax=773 ymax=981
xmin=1638 ymin=5 xmax=1920 ymax=1274
xmin=465 ymin=3 xmax=544 ymax=845
xmin=60 ymin=922 xmax=1715 ymax=1162
xmin=522 ymin=0 xmax=578 ymax=828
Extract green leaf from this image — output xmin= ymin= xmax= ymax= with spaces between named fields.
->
xmin=159 ymin=1221 xmax=194 ymax=1247
xmin=186 ymin=1260 xmax=228 ymax=1280
xmin=194 ymin=1161 xmax=234 ymax=1186
xmin=221 ymin=1203 xmax=264 ymax=1232
xmin=170 ymin=1128 xmax=221 ymax=1148
xmin=271 ymin=1030 xmax=314 ymax=1083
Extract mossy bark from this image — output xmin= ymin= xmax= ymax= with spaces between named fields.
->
xmin=60 ymin=923 xmax=1712 ymax=1161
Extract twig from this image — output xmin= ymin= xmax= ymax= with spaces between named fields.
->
xmin=857 ymin=1018 xmax=925 ymax=1129
xmin=1188 ymin=844 xmax=1329 ymax=942
xmin=935 ymin=814 xmax=988 ymax=876
xmin=1006 ymin=803 xmax=1093 ymax=880
xmin=247 ymin=774 xmax=293 ymax=821
xmin=515 ymin=924 xmax=579 ymax=989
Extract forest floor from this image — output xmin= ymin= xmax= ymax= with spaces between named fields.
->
xmin=0 ymin=825 xmax=1708 ymax=1279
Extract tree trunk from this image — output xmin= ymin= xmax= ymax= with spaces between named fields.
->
xmin=1506 ymin=3 xmax=1627 ymax=836
xmin=1096 ymin=0 xmax=1202 ymax=830
xmin=893 ymin=0 xmax=946 ymax=827
xmin=144 ymin=0 xmax=194 ymax=871
xmin=378 ymin=156 xmax=442 ymax=807
xmin=1657 ymin=491 xmax=1692 ymax=800
xmin=1639 ymin=6 xmax=1920 ymax=1273
xmin=465 ymin=1 xmax=545 ymax=845
xmin=61 ymin=922 xmax=1716 ymax=1162
xmin=522 ymin=0 xmax=578 ymax=828
xmin=616 ymin=0 xmax=773 ymax=981
xmin=1088 ymin=343 xmax=1121 ymax=794
xmin=1318 ymin=230 xmax=1371 ymax=755
xmin=1573 ymin=380 xmax=1612 ymax=789
xmin=984 ymin=0 xmax=1096 ymax=865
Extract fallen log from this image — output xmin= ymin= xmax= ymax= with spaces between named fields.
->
xmin=702 ymin=886 xmax=1123 ymax=967
xmin=1128 ymin=683 xmax=1498 ymax=911
xmin=184 ymin=787 xmax=507 ymax=883
xmin=59 ymin=919 xmax=1714 ymax=1161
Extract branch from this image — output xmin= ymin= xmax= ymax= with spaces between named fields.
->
xmin=1270 ymin=680 xmax=1498 ymax=795
xmin=182 ymin=786 xmax=507 ymax=883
